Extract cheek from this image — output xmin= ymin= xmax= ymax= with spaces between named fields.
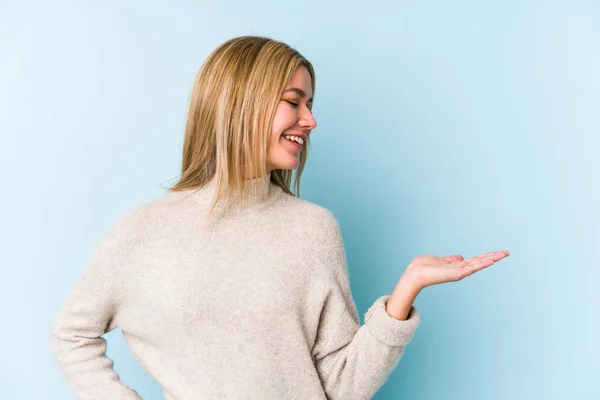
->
xmin=272 ymin=106 xmax=296 ymax=134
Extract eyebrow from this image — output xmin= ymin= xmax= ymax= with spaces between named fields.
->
xmin=283 ymin=88 xmax=313 ymax=103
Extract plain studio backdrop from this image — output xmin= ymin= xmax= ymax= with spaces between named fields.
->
xmin=1 ymin=0 xmax=598 ymax=399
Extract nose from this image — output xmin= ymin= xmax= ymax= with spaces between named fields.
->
xmin=299 ymin=107 xmax=317 ymax=130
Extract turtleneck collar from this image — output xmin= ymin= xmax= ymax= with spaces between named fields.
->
xmin=189 ymin=171 xmax=275 ymax=207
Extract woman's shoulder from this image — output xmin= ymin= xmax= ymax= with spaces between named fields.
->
xmin=275 ymin=192 xmax=341 ymax=238
xmin=105 ymin=189 xmax=191 ymax=233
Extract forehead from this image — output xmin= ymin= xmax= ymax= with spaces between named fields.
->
xmin=286 ymin=66 xmax=313 ymax=96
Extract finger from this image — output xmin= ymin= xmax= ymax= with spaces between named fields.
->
xmin=480 ymin=250 xmax=509 ymax=257
xmin=450 ymin=257 xmax=493 ymax=275
xmin=460 ymin=258 xmax=496 ymax=277
xmin=439 ymin=255 xmax=464 ymax=263
xmin=464 ymin=251 xmax=509 ymax=264
xmin=480 ymin=251 xmax=510 ymax=262
xmin=460 ymin=255 xmax=488 ymax=264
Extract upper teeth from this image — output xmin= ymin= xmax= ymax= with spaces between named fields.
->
xmin=284 ymin=135 xmax=304 ymax=145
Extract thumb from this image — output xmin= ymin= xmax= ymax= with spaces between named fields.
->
xmin=439 ymin=254 xmax=464 ymax=263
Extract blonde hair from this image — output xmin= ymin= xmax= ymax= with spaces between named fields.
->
xmin=167 ymin=35 xmax=315 ymax=223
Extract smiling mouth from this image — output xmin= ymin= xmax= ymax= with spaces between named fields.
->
xmin=282 ymin=135 xmax=303 ymax=151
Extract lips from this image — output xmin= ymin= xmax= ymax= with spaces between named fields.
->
xmin=282 ymin=135 xmax=302 ymax=152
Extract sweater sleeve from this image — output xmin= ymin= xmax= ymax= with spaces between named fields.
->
xmin=312 ymin=211 xmax=420 ymax=400
xmin=49 ymin=212 xmax=143 ymax=400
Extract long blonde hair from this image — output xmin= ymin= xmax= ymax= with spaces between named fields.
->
xmin=167 ymin=35 xmax=315 ymax=223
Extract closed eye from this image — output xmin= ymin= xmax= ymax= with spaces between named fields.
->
xmin=285 ymin=100 xmax=313 ymax=114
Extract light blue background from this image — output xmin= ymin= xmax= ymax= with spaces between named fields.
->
xmin=1 ymin=0 xmax=598 ymax=399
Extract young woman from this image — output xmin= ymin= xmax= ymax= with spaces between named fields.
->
xmin=50 ymin=35 xmax=509 ymax=400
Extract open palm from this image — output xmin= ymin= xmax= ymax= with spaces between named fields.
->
xmin=407 ymin=250 xmax=510 ymax=289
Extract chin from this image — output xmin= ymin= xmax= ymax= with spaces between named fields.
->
xmin=275 ymin=163 xmax=300 ymax=171
xmin=269 ymin=157 xmax=300 ymax=171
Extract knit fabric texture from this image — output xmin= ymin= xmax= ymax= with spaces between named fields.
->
xmin=49 ymin=171 xmax=421 ymax=400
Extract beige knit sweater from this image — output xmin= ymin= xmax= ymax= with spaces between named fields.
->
xmin=49 ymin=171 xmax=420 ymax=400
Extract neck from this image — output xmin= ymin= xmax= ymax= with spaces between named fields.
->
xmin=191 ymin=171 xmax=274 ymax=206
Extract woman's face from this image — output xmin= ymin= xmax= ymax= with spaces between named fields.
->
xmin=266 ymin=65 xmax=317 ymax=173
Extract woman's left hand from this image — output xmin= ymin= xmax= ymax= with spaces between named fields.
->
xmin=385 ymin=250 xmax=510 ymax=320
xmin=407 ymin=250 xmax=510 ymax=289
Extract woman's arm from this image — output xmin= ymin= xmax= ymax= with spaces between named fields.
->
xmin=384 ymin=273 xmax=421 ymax=320
xmin=49 ymin=214 xmax=143 ymax=400
xmin=311 ymin=212 xmax=420 ymax=400
xmin=312 ymin=211 xmax=510 ymax=400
